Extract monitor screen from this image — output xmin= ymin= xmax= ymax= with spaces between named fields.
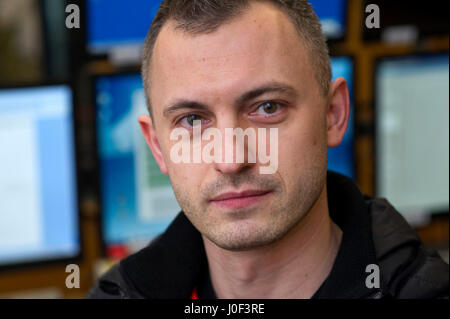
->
xmin=95 ymin=74 xmax=180 ymax=254
xmin=0 ymin=85 xmax=80 ymax=267
xmin=376 ymin=53 xmax=449 ymax=224
xmin=86 ymin=0 xmax=346 ymax=54
xmin=328 ymin=56 xmax=355 ymax=179
xmin=310 ymin=0 xmax=347 ymax=39
xmin=86 ymin=0 xmax=163 ymax=53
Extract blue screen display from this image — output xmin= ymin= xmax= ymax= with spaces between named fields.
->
xmin=310 ymin=0 xmax=347 ymax=39
xmin=0 ymin=85 xmax=80 ymax=266
xmin=95 ymin=74 xmax=181 ymax=248
xmin=87 ymin=0 xmax=163 ymax=53
xmin=87 ymin=0 xmax=346 ymax=53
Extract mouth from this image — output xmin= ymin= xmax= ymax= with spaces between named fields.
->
xmin=209 ymin=189 xmax=273 ymax=210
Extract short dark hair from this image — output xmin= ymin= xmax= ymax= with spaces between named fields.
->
xmin=141 ymin=0 xmax=331 ymax=116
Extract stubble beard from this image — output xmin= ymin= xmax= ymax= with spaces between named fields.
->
xmin=171 ymin=160 xmax=327 ymax=251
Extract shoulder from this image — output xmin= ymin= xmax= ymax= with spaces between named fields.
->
xmin=85 ymin=235 xmax=165 ymax=299
xmin=86 ymin=213 xmax=207 ymax=299
xmin=85 ymin=263 xmax=144 ymax=299
xmin=366 ymin=196 xmax=449 ymax=299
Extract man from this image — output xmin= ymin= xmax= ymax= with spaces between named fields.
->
xmin=87 ymin=0 xmax=448 ymax=299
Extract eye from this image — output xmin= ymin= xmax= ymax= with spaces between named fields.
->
xmin=255 ymin=101 xmax=282 ymax=115
xmin=178 ymin=114 xmax=204 ymax=127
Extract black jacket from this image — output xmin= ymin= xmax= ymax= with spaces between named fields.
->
xmin=87 ymin=171 xmax=449 ymax=299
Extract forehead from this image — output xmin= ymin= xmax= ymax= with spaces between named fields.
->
xmin=150 ymin=2 xmax=313 ymax=112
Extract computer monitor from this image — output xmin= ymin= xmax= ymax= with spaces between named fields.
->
xmin=0 ymin=84 xmax=81 ymax=268
xmin=375 ymin=53 xmax=449 ymax=225
xmin=363 ymin=0 xmax=448 ymax=42
xmin=86 ymin=0 xmax=346 ymax=54
xmin=310 ymin=0 xmax=347 ymax=40
xmin=86 ymin=0 xmax=163 ymax=54
xmin=328 ymin=56 xmax=355 ymax=179
xmin=94 ymin=73 xmax=180 ymax=256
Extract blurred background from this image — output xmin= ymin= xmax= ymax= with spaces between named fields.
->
xmin=0 ymin=0 xmax=448 ymax=298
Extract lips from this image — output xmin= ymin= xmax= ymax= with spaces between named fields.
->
xmin=209 ymin=190 xmax=272 ymax=209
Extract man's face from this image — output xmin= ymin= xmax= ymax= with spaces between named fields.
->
xmin=141 ymin=2 xmax=335 ymax=250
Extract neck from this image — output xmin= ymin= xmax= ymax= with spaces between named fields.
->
xmin=202 ymin=184 xmax=342 ymax=299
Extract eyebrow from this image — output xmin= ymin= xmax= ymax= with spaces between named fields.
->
xmin=162 ymin=81 xmax=297 ymax=118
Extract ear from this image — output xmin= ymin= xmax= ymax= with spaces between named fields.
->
xmin=138 ymin=115 xmax=168 ymax=174
xmin=327 ymin=77 xmax=350 ymax=148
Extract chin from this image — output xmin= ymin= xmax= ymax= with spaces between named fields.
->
xmin=206 ymin=220 xmax=285 ymax=251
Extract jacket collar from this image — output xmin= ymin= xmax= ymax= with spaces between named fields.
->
xmin=119 ymin=171 xmax=378 ymax=298
xmin=119 ymin=211 xmax=207 ymax=298
xmin=311 ymin=171 xmax=378 ymax=298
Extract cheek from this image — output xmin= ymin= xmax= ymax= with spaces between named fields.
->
xmin=279 ymin=121 xmax=321 ymax=161
xmin=276 ymin=118 xmax=327 ymax=180
xmin=167 ymin=163 xmax=201 ymax=187
xmin=165 ymin=160 xmax=210 ymax=204
xmin=156 ymin=138 xmax=195 ymax=189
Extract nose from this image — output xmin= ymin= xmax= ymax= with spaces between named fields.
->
xmin=212 ymin=118 xmax=257 ymax=175
xmin=214 ymin=156 xmax=254 ymax=175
